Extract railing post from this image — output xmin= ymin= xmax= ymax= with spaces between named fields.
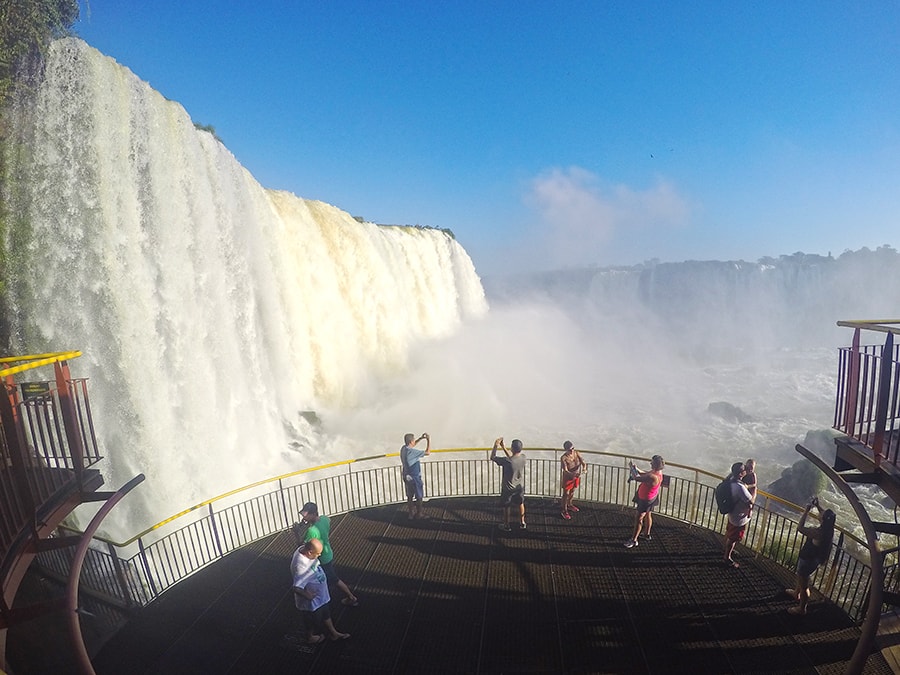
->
xmin=689 ymin=469 xmax=700 ymax=524
xmin=207 ymin=503 xmax=225 ymax=558
xmin=843 ymin=328 xmax=861 ymax=438
xmin=823 ymin=532 xmax=844 ymax=597
xmin=278 ymin=477 xmax=291 ymax=530
xmin=53 ymin=360 xmax=86 ymax=484
xmin=106 ymin=541 xmax=134 ymax=608
xmin=872 ymin=332 xmax=894 ymax=464
xmin=137 ymin=537 xmax=159 ymax=600
xmin=752 ymin=497 xmax=771 ymax=557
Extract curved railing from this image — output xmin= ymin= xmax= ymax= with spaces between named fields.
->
xmin=38 ymin=449 xmax=878 ymax=621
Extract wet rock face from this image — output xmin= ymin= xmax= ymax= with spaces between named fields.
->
xmin=707 ymin=401 xmax=753 ymax=423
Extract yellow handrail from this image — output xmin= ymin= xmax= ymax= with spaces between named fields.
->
xmin=100 ymin=448 xmax=832 ymax=547
xmin=0 ymin=351 xmax=82 ymax=378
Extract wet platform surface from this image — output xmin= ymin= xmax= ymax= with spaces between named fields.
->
xmin=82 ymin=497 xmax=893 ymax=673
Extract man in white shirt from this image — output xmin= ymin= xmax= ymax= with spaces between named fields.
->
xmin=722 ymin=462 xmax=754 ymax=568
xmin=289 ymin=538 xmax=349 ymax=644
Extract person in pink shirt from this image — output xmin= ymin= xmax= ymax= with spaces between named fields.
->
xmin=624 ymin=455 xmax=664 ymax=548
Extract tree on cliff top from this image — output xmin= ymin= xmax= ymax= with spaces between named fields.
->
xmin=0 ymin=0 xmax=78 ymax=106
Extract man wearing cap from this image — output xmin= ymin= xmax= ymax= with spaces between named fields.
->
xmin=297 ymin=502 xmax=359 ymax=607
xmin=400 ymin=432 xmax=431 ymax=519
xmin=491 ymin=437 xmax=527 ymax=531
xmin=289 ymin=538 xmax=349 ymax=643
xmin=722 ymin=462 xmax=754 ymax=568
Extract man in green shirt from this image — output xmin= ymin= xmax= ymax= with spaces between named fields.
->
xmin=297 ymin=502 xmax=359 ymax=606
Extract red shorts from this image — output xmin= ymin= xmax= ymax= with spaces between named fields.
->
xmin=725 ymin=520 xmax=746 ymax=544
xmin=563 ymin=475 xmax=580 ymax=491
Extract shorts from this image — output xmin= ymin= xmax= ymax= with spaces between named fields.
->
xmin=404 ymin=473 xmax=424 ymax=500
xmin=796 ymin=556 xmax=820 ymax=578
xmin=301 ymin=603 xmax=332 ymax=633
xmin=500 ymin=485 xmax=525 ymax=507
xmin=633 ymin=495 xmax=658 ymax=514
xmin=725 ymin=520 xmax=746 ymax=544
xmin=319 ymin=559 xmax=339 ymax=585
xmin=563 ymin=475 xmax=580 ymax=492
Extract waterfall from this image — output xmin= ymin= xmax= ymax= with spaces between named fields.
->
xmin=3 ymin=38 xmax=487 ymax=535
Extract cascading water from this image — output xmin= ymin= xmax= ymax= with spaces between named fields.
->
xmin=2 ymin=38 xmax=487 ymax=536
xmin=5 ymin=38 xmax=900 ymax=541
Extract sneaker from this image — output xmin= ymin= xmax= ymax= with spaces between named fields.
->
xmin=498 ymin=524 xmax=511 ymax=532
xmin=638 ymin=533 xmax=652 ymax=541
xmin=624 ymin=539 xmax=638 ymax=549
xmin=561 ymin=511 xmax=571 ymax=520
xmin=569 ymin=504 xmax=580 ymax=512
xmin=519 ymin=522 xmax=527 ymax=529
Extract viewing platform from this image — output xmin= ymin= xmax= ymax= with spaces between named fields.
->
xmin=11 ymin=495 xmax=897 ymax=674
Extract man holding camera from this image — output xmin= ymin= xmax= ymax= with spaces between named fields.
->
xmin=400 ymin=432 xmax=431 ymax=519
xmin=491 ymin=437 xmax=527 ymax=531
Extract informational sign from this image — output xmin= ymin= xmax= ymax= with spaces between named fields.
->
xmin=20 ymin=381 xmax=51 ymax=400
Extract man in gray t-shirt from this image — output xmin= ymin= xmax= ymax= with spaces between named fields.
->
xmin=491 ymin=437 xmax=526 ymax=531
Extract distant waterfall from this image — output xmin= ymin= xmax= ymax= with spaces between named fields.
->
xmin=3 ymin=38 xmax=487 ymax=535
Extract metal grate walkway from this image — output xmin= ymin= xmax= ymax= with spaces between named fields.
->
xmin=82 ymin=496 xmax=891 ymax=674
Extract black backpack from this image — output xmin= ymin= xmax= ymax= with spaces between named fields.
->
xmin=714 ymin=479 xmax=735 ymax=515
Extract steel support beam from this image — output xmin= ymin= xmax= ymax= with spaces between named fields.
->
xmin=796 ymin=443 xmax=882 ymax=675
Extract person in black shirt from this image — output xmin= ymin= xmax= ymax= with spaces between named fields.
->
xmin=786 ymin=497 xmax=836 ymax=615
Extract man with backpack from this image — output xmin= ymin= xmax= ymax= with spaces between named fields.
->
xmin=722 ymin=462 xmax=754 ymax=568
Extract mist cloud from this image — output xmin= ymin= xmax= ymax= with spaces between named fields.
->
xmin=522 ymin=167 xmax=692 ymax=268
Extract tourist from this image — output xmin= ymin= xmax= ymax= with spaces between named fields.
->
xmin=491 ymin=437 xmax=526 ymax=531
xmin=400 ymin=432 xmax=431 ymax=519
xmin=722 ymin=462 xmax=754 ymax=568
xmin=742 ymin=458 xmax=758 ymax=499
xmin=298 ymin=502 xmax=359 ymax=607
xmin=786 ymin=497 xmax=836 ymax=615
xmin=289 ymin=538 xmax=350 ymax=644
xmin=624 ymin=455 xmax=664 ymax=548
xmin=560 ymin=440 xmax=586 ymax=519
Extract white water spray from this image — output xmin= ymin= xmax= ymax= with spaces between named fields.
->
xmin=6 ymin=39 xmax=900 ymax=541
xmin=4 ymin=39 xmax=486 ymax=536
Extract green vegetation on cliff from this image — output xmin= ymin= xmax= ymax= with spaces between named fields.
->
xmin=0 ymin=0 xmax=78 ymax=349
xmin=0 ymin=0 xmax=78 ymax=105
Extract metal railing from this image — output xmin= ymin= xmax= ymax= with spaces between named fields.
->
xmin=37 ymin=449 xmax=881 ymax=622
xmin=1 ymin=352 xmax=102 ymax=576
xmin=835 ymin=320 xmax=900 ymax=465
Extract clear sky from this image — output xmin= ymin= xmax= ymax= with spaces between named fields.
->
xmin=72 ymin=1 xmax=900 ymax=272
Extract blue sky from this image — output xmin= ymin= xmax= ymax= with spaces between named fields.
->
xmin=73 ymin=2 xmax=900 ymax=271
